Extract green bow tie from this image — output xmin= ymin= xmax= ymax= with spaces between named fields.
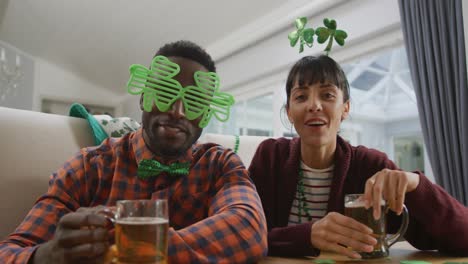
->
xmin=137 ymin=159 xmax=190 ymax=179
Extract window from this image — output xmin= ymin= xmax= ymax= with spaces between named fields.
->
xmin=242 ymin=128 xmax=271 ymax=137
xmin=237 ymin=94 xmax=274 ymax=136
xmin=204 ymin=93 xmax=274 ymax=137
xmin=340 ymin=46 xmax=432 ymax=179
xmin=394 ymin=136 xmax=425 ymax=173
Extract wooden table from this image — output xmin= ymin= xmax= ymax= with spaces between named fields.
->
xmin=260 ymin=241 xmax=468 ymax=263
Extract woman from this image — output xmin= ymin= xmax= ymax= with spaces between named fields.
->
xmin=248 ymin=55 xmax=468 ymax=258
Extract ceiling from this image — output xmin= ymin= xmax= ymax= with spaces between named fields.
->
xmin=0 ymin=0 xmax=300 ymax=96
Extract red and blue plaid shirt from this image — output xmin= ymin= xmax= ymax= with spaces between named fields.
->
xmin=0 ymin=129 xmax=267 ymax=263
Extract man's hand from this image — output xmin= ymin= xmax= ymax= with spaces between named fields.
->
xmin=310 ymin=212 xmax=377 ymax=259
xmin=32 ymin=208 xmax=111 ymax=264
xmin=364 ymin=169 xmax=420 ymax=220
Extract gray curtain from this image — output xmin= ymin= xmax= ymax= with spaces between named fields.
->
xmin=398 ymin=0 xmax=468 ymax=205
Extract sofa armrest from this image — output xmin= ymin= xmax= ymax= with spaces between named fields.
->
xmin=0 ymin=107 xmax=95 ymax=239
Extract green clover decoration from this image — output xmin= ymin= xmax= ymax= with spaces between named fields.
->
xmin=315 ymin=18 xmax=348 ymax=55
xmin=288 ymin=17 xmax=348 ymax=55
xmin=127 ymin=55 xmax=235 ymax=128
xmin=288 ymin=17 xmax=314 ymax=53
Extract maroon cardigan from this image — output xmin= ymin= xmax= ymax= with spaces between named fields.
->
xmin=248 ymin=136 xmax=468 ymax=257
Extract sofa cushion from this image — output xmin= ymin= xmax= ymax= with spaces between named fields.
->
xmin=69 ymin=103 xmax=140 ymax=145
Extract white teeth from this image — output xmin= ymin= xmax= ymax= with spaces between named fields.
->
xmin=307 ymin=121 xmax=325 ymax=125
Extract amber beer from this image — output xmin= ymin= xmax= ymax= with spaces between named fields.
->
xmin=115 ymin=216 xmax=169 ymax=264
xmin=344 ymin=198 xmax=388 ymax=258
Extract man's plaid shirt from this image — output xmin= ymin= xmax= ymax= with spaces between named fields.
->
xmin=0 ymin=129 xmax=267 ymax=263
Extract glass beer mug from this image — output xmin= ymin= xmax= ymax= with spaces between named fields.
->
xmin=344 ymin=194 xmax=409 ymax=259
xmin=103 ymin=199 xmax=169 ymax=264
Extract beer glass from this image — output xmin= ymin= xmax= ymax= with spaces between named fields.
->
xmin=107 ymin=199 xmax=169 ymax=264
xmin=344 ymin=194 xmax=409 ymax=259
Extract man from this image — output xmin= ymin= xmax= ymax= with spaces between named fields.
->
xmin=0 ymin=40 xmax=267 ymax=263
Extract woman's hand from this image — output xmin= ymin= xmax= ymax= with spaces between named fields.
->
xmin=364 ymin=169 xmax=420 ymax=219
xmin=310 ymin=212 xmax=377 ymax=259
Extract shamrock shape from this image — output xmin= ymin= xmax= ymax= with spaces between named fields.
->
xmin=126 ymin=55 xmax=234 ymax=128
xmin=315 ymin=18 xmax=348 ymax=55
xmin=288 ymin=17 xmax=315 ymax=53
xmin=400 ymin=261 xmax=432 ymax=264
xmin=314 ymin=260 xmax=335 ymax=264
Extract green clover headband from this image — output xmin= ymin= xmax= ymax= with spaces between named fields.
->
xmin=288 ymin=17 xmax=348 ymax=55
xmin=127 ymin=55 xmax=235 ymax=128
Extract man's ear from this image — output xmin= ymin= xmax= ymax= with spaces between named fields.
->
xmin=341 ymin=100 xmax=350 ymax=121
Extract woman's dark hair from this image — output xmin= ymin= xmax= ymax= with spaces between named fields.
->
xmin=155 ymin=40 xmax=216 ymax=72
xmin=285 ymin=55 xmax=349 ymax=107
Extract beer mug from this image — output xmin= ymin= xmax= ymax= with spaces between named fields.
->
xmin=344 ymin=194 xmax=409 ymax=259
xmin=104 ymin=199 xmax=169 ymax=264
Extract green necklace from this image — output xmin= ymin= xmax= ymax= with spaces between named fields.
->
xmin=297 ymin=169 xmax=312 ymax=223
xmin=233 ymin=135 xmax=240 ymax=154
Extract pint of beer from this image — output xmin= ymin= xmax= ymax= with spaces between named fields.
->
xmin=344 ymin=194 xmax=408 ymax=259
xmin=114 ymin=200 xmax=168 ymax=264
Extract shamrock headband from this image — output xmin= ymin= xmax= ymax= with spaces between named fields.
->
xmin=288 ymin=17 xmax=348 ymax=54
xmin=127 ymin=55 xmax=235 ymax=128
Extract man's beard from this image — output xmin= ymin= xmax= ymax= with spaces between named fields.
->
xmin=143 ymin=125 xmax=202 ymax=158
xmin=155 ymin=141 xmax=191 ymax=157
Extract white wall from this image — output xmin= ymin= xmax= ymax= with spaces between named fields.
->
xmin=34 ymin=58 xmax=121 ymax=112
xmin=119 ymin=94 xmax=142 ymax=122
xmin=0 ymin=40 xmax=121 ymax=114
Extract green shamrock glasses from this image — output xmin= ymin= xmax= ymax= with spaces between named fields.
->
xmin=127 ymin=55 xmax=235 ymax=128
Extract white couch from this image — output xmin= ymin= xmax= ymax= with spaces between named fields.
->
xmin=0 ymin=106 xmax=269 ymax=239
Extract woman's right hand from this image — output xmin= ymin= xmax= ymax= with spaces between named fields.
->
xmin=310 ymin=212 xmax=377 ymax=259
